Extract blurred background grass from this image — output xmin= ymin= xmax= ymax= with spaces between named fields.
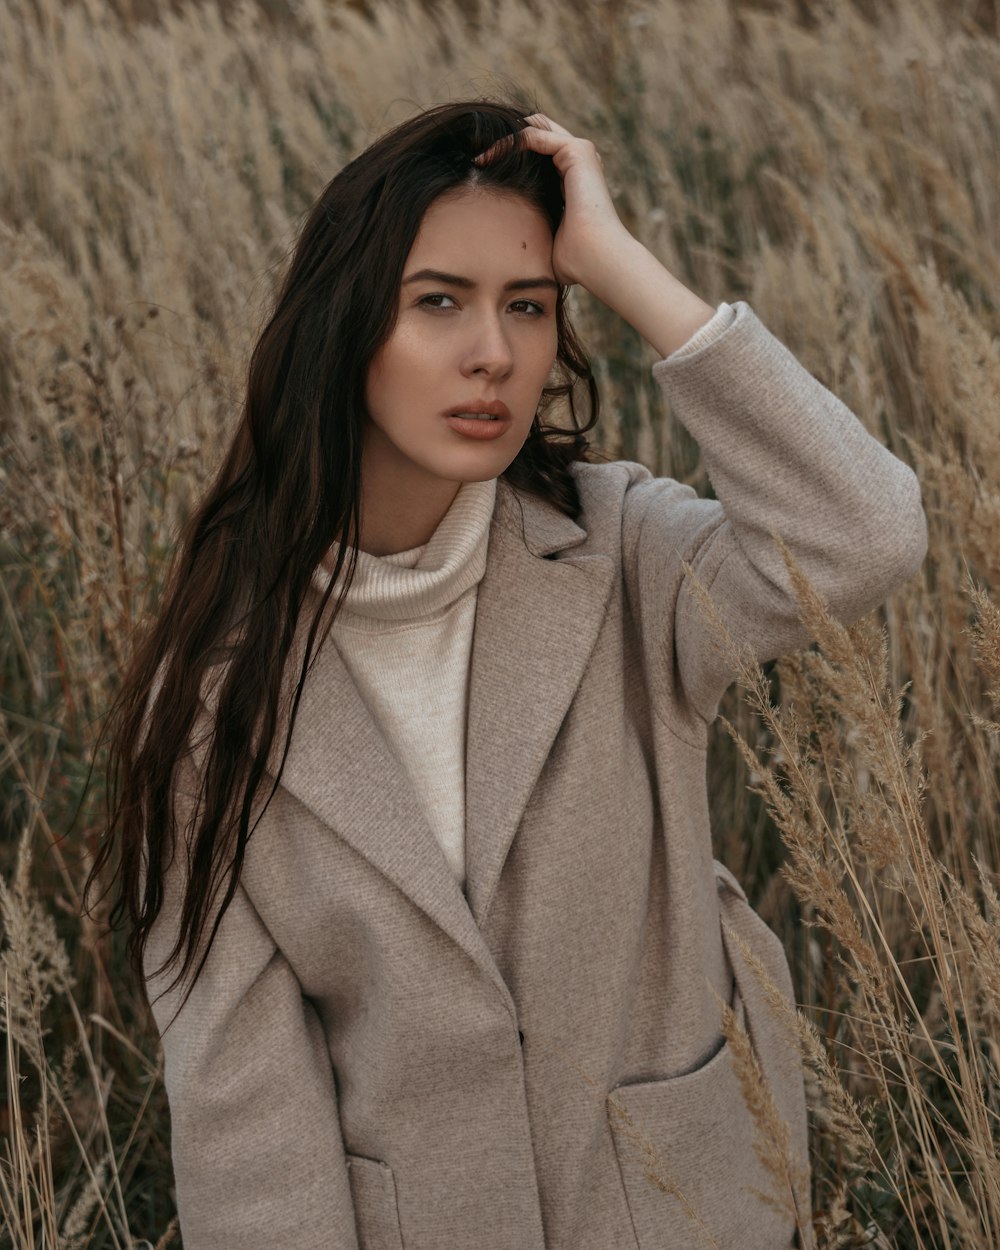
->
xmin=1 ymin=0 xmax=998 ymax=1245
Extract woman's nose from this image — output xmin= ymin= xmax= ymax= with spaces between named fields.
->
xmin=463 ymin=315 xmax=514 ymax=379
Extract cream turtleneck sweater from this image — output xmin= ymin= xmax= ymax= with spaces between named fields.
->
xmin=313 ymin=478 xmax=496 ymax=889
xmin=311 ymin=301 xmax=736 ymax=893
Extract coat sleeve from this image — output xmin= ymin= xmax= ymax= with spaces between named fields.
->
xmin=143 ymin=750 xmax=360 ymax=1250
xmin=620 ymin=299 xmax=928 ymax=729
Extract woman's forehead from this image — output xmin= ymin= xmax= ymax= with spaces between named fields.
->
xmin=406 ymin=189 xmax=554 ymax=276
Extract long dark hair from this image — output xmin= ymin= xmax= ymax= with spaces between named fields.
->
xmin=84 ymin=96 xmax=602 ymax=1031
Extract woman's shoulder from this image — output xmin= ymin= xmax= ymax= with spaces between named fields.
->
xmin=569 ymin=456 xmax=698 ymax=515
xmin=569 ymin=456 xmax=651 ymax=500
xmin=571 ymin=456 xmax=651 ymax=483
xmin=566 ymin=457 xmax=713 ymax=562
xmin=502 ymin=459 xmax=706 ymax=558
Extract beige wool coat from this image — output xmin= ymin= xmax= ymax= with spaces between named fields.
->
xmin=144 ymin=300 xmax=928 ymax=1250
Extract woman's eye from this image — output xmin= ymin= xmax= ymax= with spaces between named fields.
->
xmin=417 ymin=294 xmax=546 ymax=316
xmin=419 ymin=293 xmax=457 ymax=309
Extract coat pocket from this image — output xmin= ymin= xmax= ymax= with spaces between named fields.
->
xmin=605 ymin=863 xmax=810 ymax=1250
xmin=345 ymin=1153 xmax=404 ymax=1250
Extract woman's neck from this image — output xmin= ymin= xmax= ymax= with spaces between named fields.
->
xmin=354 ymin=478 xmax=460 ymax=555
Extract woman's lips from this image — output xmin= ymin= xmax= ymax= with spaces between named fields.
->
xmin=442 ymin=413 xmax=512 ymax=440
xmin=442 ymin=399 xmax=512 ymax=439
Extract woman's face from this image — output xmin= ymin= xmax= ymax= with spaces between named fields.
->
xmin=362 ymin=187 xmax=560 ymax=497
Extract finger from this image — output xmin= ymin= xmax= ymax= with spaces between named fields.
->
xmin=472 ymin=113 xmax=572 ymax=164
xmin=522 ymin=113 xmax=572 ymax=136
xmin=472 ymin=124 xmax=572 ymax=165
xmin=513 ymin=127 xmax=605 ymax=172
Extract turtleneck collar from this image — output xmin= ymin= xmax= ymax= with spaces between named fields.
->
xmin=311 ymin=477 xmax=498 ymax=624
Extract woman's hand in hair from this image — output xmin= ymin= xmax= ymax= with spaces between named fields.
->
xmin=474 ymin=112 xmax=716 ymax=359
xmin=473 ymin=113 xmax=631 ymax=291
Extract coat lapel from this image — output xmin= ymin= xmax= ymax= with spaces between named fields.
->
xmin=201 ymin=476 xmax=613 ymax=1004
xmin=463 ymin=479 xmax=614 ymax=927
xmin=256 ymin=630 xmax=522 ymax=1009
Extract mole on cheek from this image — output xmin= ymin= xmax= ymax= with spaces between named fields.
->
xmin=521 ymin=241 xmax=527 ymax=249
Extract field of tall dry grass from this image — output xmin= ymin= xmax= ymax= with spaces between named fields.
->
xmin=1 ymin=0 xmax=998 ymax=1244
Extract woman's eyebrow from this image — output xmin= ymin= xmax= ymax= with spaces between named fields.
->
xmin=402 ymin=268 xmax=560 ymax=293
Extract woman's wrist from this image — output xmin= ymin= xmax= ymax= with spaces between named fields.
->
xmin=577 ymin=232 xmax=717 ymax=360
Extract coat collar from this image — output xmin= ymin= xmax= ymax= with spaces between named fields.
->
xmin=203 ymin=475 xmax=614 ymax=1018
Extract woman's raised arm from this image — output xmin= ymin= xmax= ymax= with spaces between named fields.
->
xmin=481 ymin=113 xmax=927 ymax=725
xmin=619 ymin=299 xmax=928 ymax=728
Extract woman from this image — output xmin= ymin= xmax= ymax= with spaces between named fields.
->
xmin=88 ymin=99 xmax=927 ymax=1249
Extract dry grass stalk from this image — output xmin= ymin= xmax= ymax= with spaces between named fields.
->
xmin=684 ymin=516 xmax=1000 ymax=1242
xmin=1 ymin=832 xmax=149 ymax=1249
xmin=717 ymin=996 xmax=808 ymax=1231
xmin=603 ymin=1091 xmax=725 ymax=1250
